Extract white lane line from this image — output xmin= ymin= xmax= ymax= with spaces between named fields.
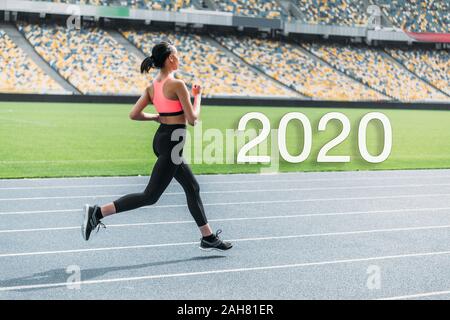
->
xmin=1 ymin=207 xmax=449 ymax=234
xmin=3 ymin=169 xmax=449 ymax=180
xmin=1 ymin=224 xmax=449 ymax=258
xmin=0 ymin=159 xmax=145 ymax=164
xmin=0 ymin=194 xmax=119 ymax=201
xmin=1 ymin=249 xmax=450 ymax=292
xmin=379 ymin=290 xmax=450 ymax=300
xmin=2 ymin=183 xmax=450 ymax=201
xmin=192 ymin=193 xmax=450 ymax=208
xmin=0 ymin=183 xmax=145 ymax=191
xmin=0 ymin=209 xmax=82 ymax=216
xmin=2 ymin=193 xmax=450 ymax=216
xmin=2 ymin=174 xmax=450 ymax=190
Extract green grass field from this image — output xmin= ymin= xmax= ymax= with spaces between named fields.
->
xmin=0 ymin=102 xmax=449 ymax=179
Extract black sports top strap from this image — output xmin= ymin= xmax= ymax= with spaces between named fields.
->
xmin=159 ymin=110 xmax=185 ymax=117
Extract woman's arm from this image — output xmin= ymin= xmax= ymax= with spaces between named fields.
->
xmin=129 ymin=87 xmax=160 ymax=122
xmin=174 ymin=80 xmax=202 ymax=126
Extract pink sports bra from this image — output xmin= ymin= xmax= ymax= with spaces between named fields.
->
xmin=152 ymin=75 xmax=184 ymax=117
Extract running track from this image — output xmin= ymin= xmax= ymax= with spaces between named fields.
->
xmin=0 ymin=169 xmax=450 ymax=300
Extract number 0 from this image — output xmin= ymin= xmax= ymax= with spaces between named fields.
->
xmin=358 ymin=112 xmax=392 ymax=163
xmin=278 ymin=112 xmax=312 ymax=163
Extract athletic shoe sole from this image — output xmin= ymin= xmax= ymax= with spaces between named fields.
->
xmin=199 ymin=246 xmax=233 ymax=252
xmin=81 ymin=204 xmax=90 ymax=241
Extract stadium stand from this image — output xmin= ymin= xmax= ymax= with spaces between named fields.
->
xmin=214 ymin=35 xmax=387 ymax=101
xmin=374 ymin=0 xmax=450 ymax=33
xmin=32 ymin=0 xmax=193 ymax=11
xmin=121 ymin=29 xmax=298 ymax=97
xmin=212 ymin=0 xmax=284 ymax=19
xmin=124 ymin=0 xmax=193 ymax=11
xmin=294 ymin=0 xmax=368 ymax=26
xmin=387 ymin=47 xmax=450 ymax=96
xmin=292 ymin=0 xmax=449 ymax=30
xmin=32 ymin=0 xmax=283 ymax=18
xmin=303 ymin=42 xmax=449 ymax=101
xmin=26 ymin=0 xmax=450 ymax=30
xmin=17 ymin=23 xmax=149 ymax=95
xmin=1 ymin=0 xmax=449 ymax=102
xmin=0 ymin=28 xmax=66 ymax=94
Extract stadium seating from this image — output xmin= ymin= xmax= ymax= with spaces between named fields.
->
xmin=2 ymin=15 xmax=448 ymax=102
xmin=303 ymin=42 xmax=449 ymax=101
xmin=28 ymin=0 xmax=450 ymax=29
xmin=120 ymin=0 xmax=192 ymax=11
xmin=17 ymin=23 xmax=148 ymax=95
xmin=374 ymin=0 xmax=450 ymax=33
xmin=387 ymin=48 xmax=450 ymax=96
xmin=293 ymin=0 xmax=449 ymax=30
xmin=212 ymin=0 xmax=284 ymax=19
xmin=121 ymin=30 xmax=297 ymax=97
xmin=214 ymin=35 xmax=386 ymax=101
xmin=0 ymin=29 xmax=65 ymax=94
xmin=34 ymin=0 xmax=283 ymax=18
xmin=294 ymin=0 xmax=368 ymax=26
xmin=32 ymin=0 xmax=193 ymax=11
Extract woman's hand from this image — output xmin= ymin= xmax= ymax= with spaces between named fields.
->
xmin=153 ymin=114 xmax=161 ymax=123
xmin=192 ymin=84 xmax=202 ymax=97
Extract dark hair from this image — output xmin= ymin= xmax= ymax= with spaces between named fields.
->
xmin=140 ymin=41 xmax=174 ymax=73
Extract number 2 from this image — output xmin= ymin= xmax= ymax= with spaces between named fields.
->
xmin=317 ymin=112 xmax=351 ymax=163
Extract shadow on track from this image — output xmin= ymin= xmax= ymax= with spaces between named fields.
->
xmin=0 ymin=255 xmax=226 ymax=292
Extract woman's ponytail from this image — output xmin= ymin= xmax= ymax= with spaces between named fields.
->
xmin=140 ymin=42 xmax=173 ymax=73
xmin=141 ymin=56 xmax=155 ymax=74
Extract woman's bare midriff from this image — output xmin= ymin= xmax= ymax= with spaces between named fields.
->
xmin=159 ymin=114 xmax=186 ymax=125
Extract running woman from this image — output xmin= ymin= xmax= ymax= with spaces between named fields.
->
xmin=81 ymin=41 xmax=232 ymax=252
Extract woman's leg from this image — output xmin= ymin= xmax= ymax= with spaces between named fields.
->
xmin=174 ymin=162 xmax=213 ymax=237
xmin=175 ymin=164 xmax=233 ymax=251
xmin=100 ymin=153 xmax=179 ymax=217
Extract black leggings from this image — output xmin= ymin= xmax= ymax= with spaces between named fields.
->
xmin=113 ymin=123 xmax=208 ymax=227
